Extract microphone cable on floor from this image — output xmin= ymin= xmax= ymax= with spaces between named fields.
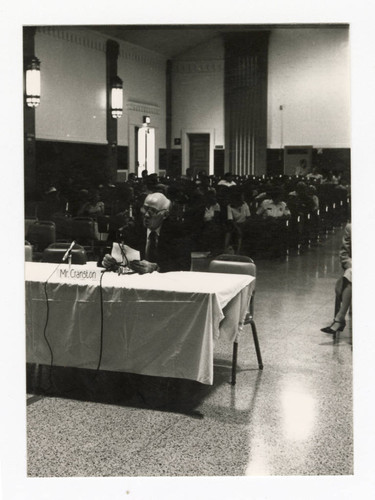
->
xmin=95 ymin=268 xmax=108 ymax=373
xmin=41 ymin=262 xmax=63 ymax=394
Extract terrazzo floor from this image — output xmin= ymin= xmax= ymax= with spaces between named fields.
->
xmin=26 ymin=228 xmax=353 ymax=477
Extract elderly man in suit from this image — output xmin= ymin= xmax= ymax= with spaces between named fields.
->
xmin=103 ymin=192 xmax=191 ymax=274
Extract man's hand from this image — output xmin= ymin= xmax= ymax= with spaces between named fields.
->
xmin=129 ymin=260 xmax=158 ymax=274
xmin=102 ymin=254 xmax=119 ymax=271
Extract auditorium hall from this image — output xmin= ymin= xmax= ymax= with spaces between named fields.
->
xmin=16 ymin=22 xmax=362 ymax=492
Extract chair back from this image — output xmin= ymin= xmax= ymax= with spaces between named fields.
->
xmin=71 ymin=217 xmax=96 ymax=245
xmin=209 ymin=255 xmax=256 ymax=318
xmin=51 ymin=213 xmax=73 ymax=240
xmin=25 ymin=217 xmax=38 ymax=237
xmin=25 ymin=241 xmax=33 ymax=262
xmin=209 ymin=254 xmax=256 ymax=278
xmin=209 ymin=255 xmax=262 ymax=379
xmin=26 ymin=220 xmax=56 ymax=252
xmin=209 ymin=259 xmax=256 ymax=278
xmin=42 ymin=242 xmax=87 ymax=265
xmin=97 ymin=215 xmax=110 ymax=233
xmin=215 ymin=254 xmax=254 ymax=263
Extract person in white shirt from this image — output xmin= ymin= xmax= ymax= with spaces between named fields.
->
xmin=306 ymin=166 xmax=323 ymax=182
xmin=217 ymin=172 xmax=237 ymax=187
xmin=256 ymin=187 xmax=291 ymax=219
xmin=224 ymin=187 xmax=250 ymax=254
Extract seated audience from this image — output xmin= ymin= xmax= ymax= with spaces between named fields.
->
xmin=37 ymin=186 xmax=66 ymax=220
xmin=306 ymin=166 xmax=323 ymax=182
xmin=295 ymin=159 xmax=309 ymax=177
xmin=218 ymin=172 xmax=237 ymax=187
xmin=307 ymin=185 xmax=319 ymax=213
xmin=199 ymin=189 xmax=224 ymax=255
xmin=224 ymin=187 xmax=251 ymax=254
xmin=77 ymin=189 xmax=105 ymax=218
xmin=256 ymin=187 xmax=291 ymax=219
xmin=288 ymin=181 xmax=316 ymax=216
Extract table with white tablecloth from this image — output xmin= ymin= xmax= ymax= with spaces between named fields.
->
xmin=25 ymin=263 xmax=255 ymax=385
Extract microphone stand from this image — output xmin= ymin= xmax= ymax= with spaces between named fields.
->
xmin=62 ymin=240 xmax=76 ymax=269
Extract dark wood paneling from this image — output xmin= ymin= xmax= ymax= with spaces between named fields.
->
xmin=224 ymin=32 xmax=270 ymax=176
xmin=214 ymin=149 xmax=225 ymax=177
xmin=117 ymin=145 xmax=129 ymax=170
xmin=266 ymin=148 xmax=351 ymax=179
xmin=106 ymin=40 xmax=120 ymax=181
xmin=35 ymin=140 xmax=126 ymax=194
xmin=312 ymin=148 xmax=351 ymax=178
xmin=159 ymin=148 xmax=182 ymax=178
xmin=189 ymin=133 xmax=209 ymax=176
xmin=266 ymin=149 xmax=283 ymax=176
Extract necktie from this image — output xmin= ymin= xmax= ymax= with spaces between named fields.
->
xmin=147 ymin=230 xmax=158 ymax=263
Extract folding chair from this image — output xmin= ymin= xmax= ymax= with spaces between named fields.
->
xmin=51 ymin=213 xmax=73 ymax=241
xmin=71 ymin=216 xmax=99 ymax=258
xmin=209 ymin=254 xmax=263 ymax=385
xmin=26 ymin=220 xmax=56 ymax=256
xmin=25 ymin=217 xmax=38 ymax=238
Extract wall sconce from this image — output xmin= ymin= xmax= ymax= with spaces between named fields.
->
xmin=143 ymin=115 xmax=151 ymax=125
xmin=26 ymin=57 xmax=41 ymax=108
xmin=111 ymin=76 xmax=123 ymax=118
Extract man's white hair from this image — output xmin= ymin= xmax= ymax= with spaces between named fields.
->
xmin=145 ymin=192 xmax=171 ymax=211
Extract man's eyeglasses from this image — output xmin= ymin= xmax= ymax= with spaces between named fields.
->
xmin=141 ymin=205 xmax=165 ymax=216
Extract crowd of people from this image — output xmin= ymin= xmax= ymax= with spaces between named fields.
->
xmin=27 ymin=165 xmax=351 ymax=264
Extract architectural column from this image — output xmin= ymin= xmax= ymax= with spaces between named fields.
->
xmin=106 ymin=40 xmax=120 ymax=183
xmin=165 ymin=59 xmax=172 ymax=176
xmin=23 ymin=27 xmax=37 ymax=200
xmin=224 ymin=32 xmax=270 ymax=176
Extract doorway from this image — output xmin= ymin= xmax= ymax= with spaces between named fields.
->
xmin=137 ymin=126 xmax=155 ymax=177
xmin=188 ymin=133 xmax=210 ymax=177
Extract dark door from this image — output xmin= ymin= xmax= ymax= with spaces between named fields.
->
xmin=189 ymin=133 xmax=209 ymax=177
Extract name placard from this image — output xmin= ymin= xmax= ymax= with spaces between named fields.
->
xmin=57 ymin=266 xmax=100 ymax=282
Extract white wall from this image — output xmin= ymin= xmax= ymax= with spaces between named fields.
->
xmin=172 ymin=36 xmax=224 ymax=174
xmin=34 ymin=27 xmax=167 ymax=172
xmin=117 ymin=41 xmax=166 ymax=171
xmin=34 ymin=27 xmax=350 ymax=172
xmin=35 ymin=28 xmax=107 ymax=144
xmin=172 ymin=60 xmax=224 ymax=145
xmin=267 ymin=28 xmax=350 ymax=148
xmin=171 ymin=27 xmax=350 ymax=159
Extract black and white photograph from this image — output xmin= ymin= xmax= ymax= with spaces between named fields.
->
xmin=1 ymin=1 xmax=375 ymax=499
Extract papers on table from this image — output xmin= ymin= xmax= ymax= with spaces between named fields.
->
xmin=111 ymin=243 xmax=140 ymax=264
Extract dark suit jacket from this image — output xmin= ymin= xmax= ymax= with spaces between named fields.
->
xmin=121 ymin=219 xmax=192 ymax=273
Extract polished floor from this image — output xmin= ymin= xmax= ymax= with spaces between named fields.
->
xmin=26 ymin=228 xmax=353 ymax=477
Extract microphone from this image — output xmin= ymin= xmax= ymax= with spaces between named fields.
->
xmin=62 ymin=241 xmax=76 ymax=262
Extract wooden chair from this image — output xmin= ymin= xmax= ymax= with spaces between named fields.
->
xmin=208 ymin=254 xmax=263 ymax=385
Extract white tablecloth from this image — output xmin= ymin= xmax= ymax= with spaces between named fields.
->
xmin=25 ymin=263 xmax=255 ymax=384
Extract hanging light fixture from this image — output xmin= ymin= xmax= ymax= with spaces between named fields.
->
xmin=26 ymin=57 xmax=41 ymax=108
xmin=111 ymin=76 xmax=123 ymax=118
xmin=142 ymin=116 xmax=151 ymax=135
